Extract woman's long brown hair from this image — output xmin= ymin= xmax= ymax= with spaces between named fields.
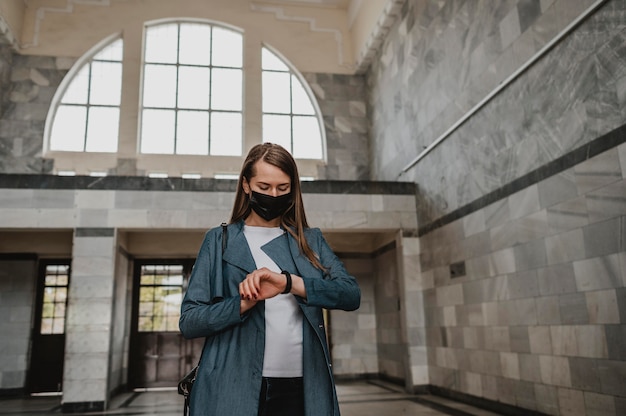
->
xmin=230 ymin=143 xmax=324 ymax=270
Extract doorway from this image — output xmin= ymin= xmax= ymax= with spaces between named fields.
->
xmin=28 ymin=260 xmax=70 ymax=393
xmin=128 ymin=260 xmax=203 ymax=388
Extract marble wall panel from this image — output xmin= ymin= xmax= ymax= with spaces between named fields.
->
xmin=419 ymin=149 xmax=626 ymax=413
xmin=0 ymin=259 xmax=36 ymax=390
xmin=370 ymin=0 xmax=626 ymax=232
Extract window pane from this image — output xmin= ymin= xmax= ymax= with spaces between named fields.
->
xmin=164 ymin=274 xmax=183 ymax=285
xmin=178 ymin=66 xmax=210 ymax=110
xmin=42 ymin=302 xmax=54 ymax=318
xmin=93 ymin=38 xmax=123 ymax=61
xmin=140 ymin=286 xmax=155 ymax=302
xmin=211 ymin=68 xmax=242 ymax=111
xmin=211 ymin=27 xmax=242 ymax=68
xmin=262 ymin=48 xmax=289 ymax=71
xmin=41 ymin=318 xmax=53 ymax=334
xmin=291 ymin=75 xmax=315 ymax=115
xmin=145 ymin=23 xmax=178 ymax=64
xmin=179 ymin=23 xmax=211 ymax=65
xmin=140 ymin=274 xmax=154 ymax=285
xmin=141 ymin=109 xmax=175 ymax=154
xmin=138 ymin=316 xmax=152 ymax=331
xmin=139 ymin=301 xmax=154 ymax=316
xmin=138 ymin=263 xmax=184 ymax=333
xmin=52 ymin=318 xmax=64 ymax=334
xmin=45 ymin=275 xmax=57 ymax=286
xmin=143 ymin=64 xmax=177 ymax=108
xmin=210 ymin=112 xmax=242 ymax=156
xmin=86 ymin=107 xmax=119 ymax=152
xmin=262 ymin=71 xmax=291 ymax=114
xmin=55 ymin=287 xmax=67 ymax=303
xmin=293 ymin=116 xmax=323 ymax=159
xmin=56 ymin=273 xmax=68 ymax=286
xmin=176 ymin=110 xmax=209 ymax=155
xmin=54 ymin=302 xmax=66 ymax=318
xmin=61 ymin=65 xmax=89 ymax=104
xmin=50 ymin=105 xmax=87 ymax=151
xmin=90 ymin=61 xmax=122 ymax=105
xmin=262 ymin=114 xmax=291 ymax=150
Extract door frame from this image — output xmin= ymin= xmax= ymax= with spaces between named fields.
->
xmin=128 ymin=258 xmax=198 ymax=389
xmin=27 ymin=258 xmax=71 ymax=393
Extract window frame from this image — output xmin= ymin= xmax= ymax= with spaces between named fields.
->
xmin=261 ymin=44 xmax=327 ymax=161
xmin=42 ymin=21 xmax=327 ymax=179
xmin=43 ymin=32 xmax=123 ymax=155
xmin=138 ymin=19 xmax=245 ymax=157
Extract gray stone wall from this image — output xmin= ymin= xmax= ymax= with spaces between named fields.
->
xmin=366 ymin=0 xmax=626 ymax=413
xmin=0 ymin=258 xmax=37 ymax=391
xmin=304 ymin=73 xmax=370 ymax=180
xmin=331 ymin=256 xmax=379 ymax=377
xmin=368 ymin=0 xmax=626 ymax=226
xmin=373 ymin=247 xmax=405 ymax=382
xmin=421 ymin=144 xmax=626 ymax=414
xmin=0 ymin=54 xmax=67 ymax=174
xmin=0 ymin=45 xmax=12 ymax=119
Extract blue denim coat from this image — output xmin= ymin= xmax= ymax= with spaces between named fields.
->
xmin=179 ymin=220 xmax=361 ymax=415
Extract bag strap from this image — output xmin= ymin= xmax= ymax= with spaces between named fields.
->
xmin=221 ymin=222 xmax=227 ymax=254
xmin=181 ymin=222 xmax=228 ymax=414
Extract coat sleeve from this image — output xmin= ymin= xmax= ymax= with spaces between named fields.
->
xmin=300 ymin=229 xmax=361 ymax=311
xmin=179 ymin=229 xmax=245 ymax=339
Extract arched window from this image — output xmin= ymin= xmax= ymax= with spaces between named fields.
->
xmin=262 ymin=47 xmax=324 ymax=160
xmin=44 ymin=21 xmax=326 ymax=177
xmin=139 ymin=21 xmax=243 ymax=156
xmin=47 ymin=36 xmax=123 ymax=152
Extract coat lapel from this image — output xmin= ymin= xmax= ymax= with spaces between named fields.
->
xmin=261 ymin=232 xmax=295 ymax=273
xmin=222 ymin=221 xmax=257 ymax=273
xmin=223 ymin=221 xmax=323 ymax=280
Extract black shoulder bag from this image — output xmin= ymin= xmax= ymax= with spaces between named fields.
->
xmin=178 ymin=223 xmax=227 ymax=416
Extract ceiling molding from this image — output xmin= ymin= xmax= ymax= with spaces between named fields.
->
xmin=354 ymin=0 xmax=404 ymax=74
xmin=250 ymin=1 xmax=350 ymax=69
xmin=22 ymin=0 xmax=111 ymax=49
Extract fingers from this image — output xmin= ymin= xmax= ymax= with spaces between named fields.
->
xmin=238 ymin=268 xmax=281 ymax=301
xmin=239 ymin=273 xmax=260 ymax=300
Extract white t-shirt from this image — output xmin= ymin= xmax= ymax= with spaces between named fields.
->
xmin=243 ymin=225 xmax=303 ymax=377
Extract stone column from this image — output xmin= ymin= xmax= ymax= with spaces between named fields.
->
xmin=62 ymin=228 xmax=117 ymax=412
xmin=397 ymin=233 xmax=430 ymax=391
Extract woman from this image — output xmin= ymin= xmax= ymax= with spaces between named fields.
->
xmin=179 ymin=143 xmax=361 ymax=416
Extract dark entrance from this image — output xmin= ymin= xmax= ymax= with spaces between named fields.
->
xmin=28 ymin=260 xmax=70 ymax=393
xmin=129 ymin=260 xmax=203 ymax=388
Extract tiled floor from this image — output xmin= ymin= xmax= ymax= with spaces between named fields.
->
xmin=0 ymin=380 xmax=504 ymax=415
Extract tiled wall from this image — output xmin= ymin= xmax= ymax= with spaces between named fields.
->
xmin=365 ymin=0 xmax=626 ymax=413
xmin=421 ymin=144 xmax=626 ymax=414
xmin=373 ymin=247 xmax=406 ymax=382
xmin=331 ymin=256 xmax=379 ymax=378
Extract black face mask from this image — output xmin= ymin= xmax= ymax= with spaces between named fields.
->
xmin=249 ymin=190 xmax=293 ymax=221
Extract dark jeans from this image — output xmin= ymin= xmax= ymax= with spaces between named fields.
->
xmin=258 ymin=377 xmax=304 ymax=416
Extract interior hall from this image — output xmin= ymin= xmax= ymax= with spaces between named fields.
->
xmin=0 ymin=0 xmax=624 ymax=415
